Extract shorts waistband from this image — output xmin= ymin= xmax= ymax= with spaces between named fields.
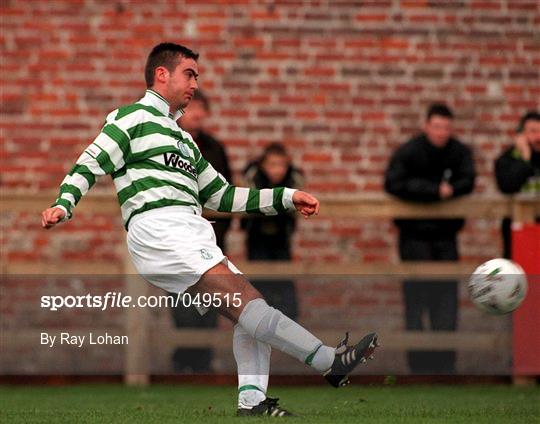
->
xmin=128 ymin=205 xmax=200 ymax=229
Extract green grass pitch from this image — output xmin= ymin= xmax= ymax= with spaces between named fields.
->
xmin=1 ymin=384 xmax=538 ymax=423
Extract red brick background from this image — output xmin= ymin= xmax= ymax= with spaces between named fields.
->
xmin=2 ymin=0 xmax=539 ymax=264
xmin=2 ymin=0 xmax=538 ymax=375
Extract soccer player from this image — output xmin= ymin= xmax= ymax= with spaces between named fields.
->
xmin=41 ymin=42 xmax=378 ymax=417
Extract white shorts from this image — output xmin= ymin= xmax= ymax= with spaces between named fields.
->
xmin=126 ymin=206 xmax=239 ymax=295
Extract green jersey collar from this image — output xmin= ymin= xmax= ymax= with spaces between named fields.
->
xmin=142 ymin=89 xmax=184 ymax=121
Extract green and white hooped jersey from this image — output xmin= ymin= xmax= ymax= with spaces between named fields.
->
xmin=53 ymin=89 xmax=296 ymax=229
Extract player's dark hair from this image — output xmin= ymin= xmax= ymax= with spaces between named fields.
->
xmin=426 ymin=103 xmax=454 ymax=121
xmin=192 ymin=90 xmax=210 ymax=112
xmin=145 ymin=42 xmax=199 ymax=88
xmin=517 ymin=111 xmax=540 ymax=133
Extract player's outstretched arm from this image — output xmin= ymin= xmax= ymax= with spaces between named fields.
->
xmin=292 ymin=190 xmax=320 ymax=218
xmin=196 ymin=152 xmax=319 ymax=217
xmin=41 ymin=109 xmax=133 ymax=230
xmin=41 ymin=207 xmax=67 ymax=229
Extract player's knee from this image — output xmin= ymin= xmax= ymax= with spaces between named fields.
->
xmin=237 ymin=297 xmax=279 ymax=339
xmin=214 ymin=279 xmax=261 ymax=322
xmin=238 ymin=287 xmax=264 ymax=313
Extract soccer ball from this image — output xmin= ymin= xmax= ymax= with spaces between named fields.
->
xmin=468 ymin=258 xmax=528 ymax=315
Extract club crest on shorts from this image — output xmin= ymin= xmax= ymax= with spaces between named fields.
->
xmin=177 ymin=141 xmax=191 ymax=159
xmin=200 ymin=249 xmax=213 ymax=260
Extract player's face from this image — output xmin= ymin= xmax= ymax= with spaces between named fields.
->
xmin=261 ymin=153 xmax=289 ymax=185
xmin=166 ymin=57 xmax=199 ymax=110
xmin=179 ymin=99 xmax=208 ymax=133
xmin=523 ymin=120 xmax=540 ymax=152
xmin=425 ymin=115 xmax=452 ymax=148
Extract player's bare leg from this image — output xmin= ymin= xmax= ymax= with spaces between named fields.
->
xmin=187 ymin=262 xmax=261 ymax=322
xmin=188 ymin=262 xmax=296 ymax=415
xmin=188 ymin=262 xmax=379 ymax=415
xmin=189 ymin=262 xmax=334 ymax=367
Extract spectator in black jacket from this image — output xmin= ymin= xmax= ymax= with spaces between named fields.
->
xmin=243 ymin=143 xmax=304 ymax=261
xmin=384 ymin=103 xmax=476 ymax=375
xmin=495 ymin=111 xmax=540 ymax=258
xmin=242 ymin=143 xmax=304 ymax=319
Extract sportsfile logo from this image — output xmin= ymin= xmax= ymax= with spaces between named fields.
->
xmin=40 ymin=292 xmax=242 ymax=311
xmin=163 ymin=152 xmax=197 ymax=177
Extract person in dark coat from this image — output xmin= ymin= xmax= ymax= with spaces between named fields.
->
xmin=495 ymin=111 xmax=540 ymax=258
xmin=243 ymin=143 xmax=304 ymax=261
xmin=242 ymin=143 xmax=304 ymax=319
xmin=384 ymin=103 xmax=476 ymax=375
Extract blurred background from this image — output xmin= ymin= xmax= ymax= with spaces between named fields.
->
xmin=1 ymin=0 xmax=539 ymax=381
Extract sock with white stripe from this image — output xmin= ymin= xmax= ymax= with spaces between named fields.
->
xmin=238 ymin=298 xmax=335 ymax=372
xmin=233 ymin=324 xmax=270 ymax=408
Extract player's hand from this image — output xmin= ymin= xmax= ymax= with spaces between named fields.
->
xmin=41 ymin=207 xmax=66 ymax=229
xmin=292 ymin=191 xmax=320 ymax=218
xmin=515 ymin=133 xmax=531 ymax=162
xmin=439 ymin=181 xmax=454 ymax=199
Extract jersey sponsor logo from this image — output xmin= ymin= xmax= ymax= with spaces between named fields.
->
xmin=163 ymin=152 xmax=197 ymax=177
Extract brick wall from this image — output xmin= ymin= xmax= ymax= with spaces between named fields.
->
xmin=1 ymin=0 xmax=538 ymax=374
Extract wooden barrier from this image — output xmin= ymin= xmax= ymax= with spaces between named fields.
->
xmin=0 ymin=189 xmax=520 ymax=218
xmin=2 ymin=259 xmax=478 ymax=277
xmin=1 ymin=190 xmax=538 ymax=384
xmin=150 ymin=330 xmax=511 ymax=352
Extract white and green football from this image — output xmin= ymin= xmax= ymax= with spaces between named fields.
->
xmin=468 ymin=258 xmax=528 ymax=315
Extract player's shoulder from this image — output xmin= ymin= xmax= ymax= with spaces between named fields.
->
xmin=106 ymin=101 xmax=166 ymax=129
